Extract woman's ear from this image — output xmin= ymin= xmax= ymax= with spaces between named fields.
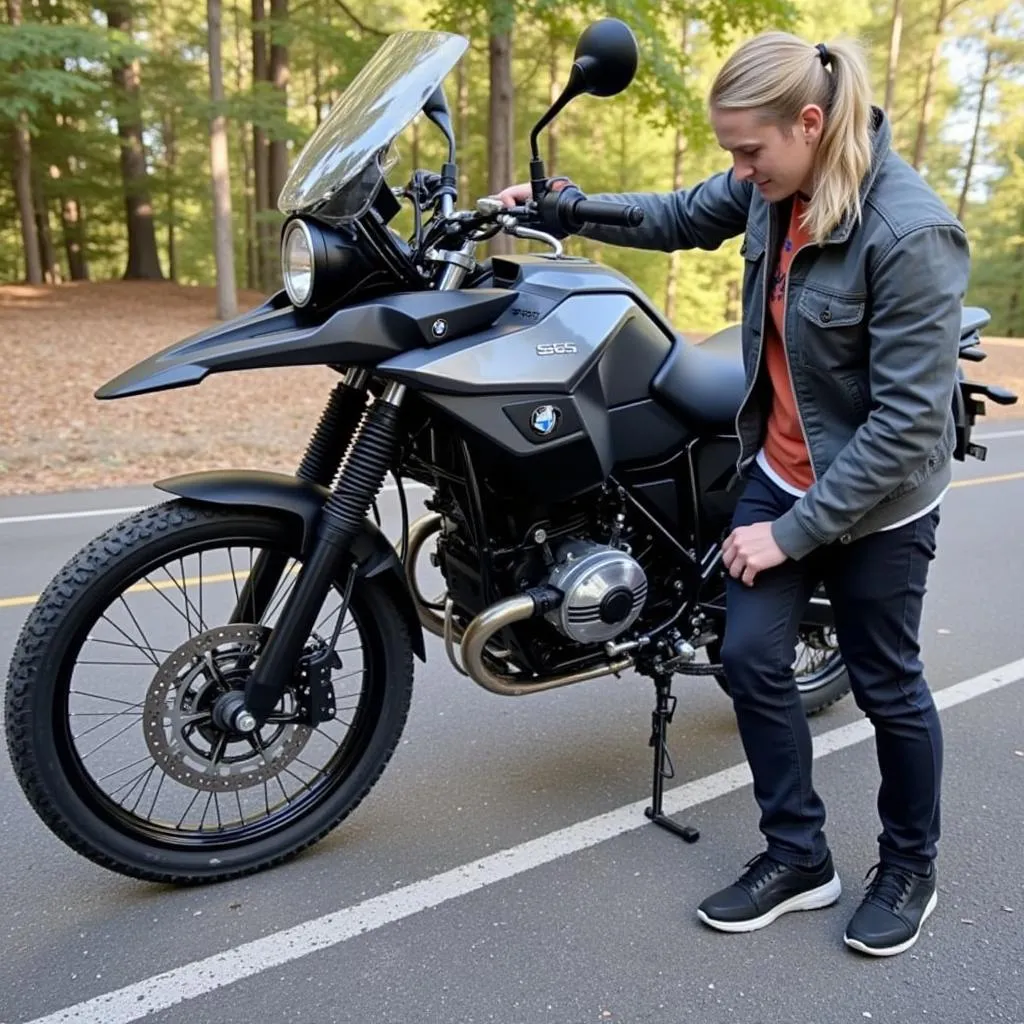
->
xmin=799 ymin=104 xmax=825 ymax=144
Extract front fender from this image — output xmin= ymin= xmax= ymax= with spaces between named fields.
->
xmin=154 ymin=468 xmax=425 ymax=660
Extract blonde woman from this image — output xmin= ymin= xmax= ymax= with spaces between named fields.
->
xmin=499 ymin=32 xmax=967 ymax=956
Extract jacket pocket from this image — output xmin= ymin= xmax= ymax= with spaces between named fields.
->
xmin=795 ymin=285 xmax=867 ymax=370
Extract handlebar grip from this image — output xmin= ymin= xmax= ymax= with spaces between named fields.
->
xmin=569 ymin=198 xmax=645 ymax=228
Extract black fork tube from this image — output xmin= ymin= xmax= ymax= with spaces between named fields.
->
xmin=229 ymin=369 xmax=369 ymax=626
xmin=240 ymin=382 xmax=406 ymax=723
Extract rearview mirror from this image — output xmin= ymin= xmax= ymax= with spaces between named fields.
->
xmin=528 ymin=18 xmax=639 ymax=189
xmin=571 ymin=18 xmax=639 ymax=98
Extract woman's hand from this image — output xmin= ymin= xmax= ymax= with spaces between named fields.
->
xmin=494 ymin=179 xmax=572 ymax=208
xmin=722 ymin=522 xmax=788 ymax=586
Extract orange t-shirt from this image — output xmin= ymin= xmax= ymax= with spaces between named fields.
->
xmin=761 ymin=198 xmax=815 ymax=491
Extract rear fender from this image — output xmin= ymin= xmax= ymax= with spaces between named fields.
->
xmin=154 ymin=469 xmax=425 ymax=660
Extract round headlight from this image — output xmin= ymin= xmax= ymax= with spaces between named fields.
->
xmin=282 ymin=220 xmax=314 ymax=307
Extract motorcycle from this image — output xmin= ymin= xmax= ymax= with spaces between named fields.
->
xmin=5 ymin=20 xmax=1015 ymax=884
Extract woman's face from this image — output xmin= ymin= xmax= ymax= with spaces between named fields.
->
xmin=710 ymin=105 xmax=824 ymax=202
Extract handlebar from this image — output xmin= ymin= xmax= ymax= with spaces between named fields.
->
xmin=564 ymin=197 xmax=645 ymax=228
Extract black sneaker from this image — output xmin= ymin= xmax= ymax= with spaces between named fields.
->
xmin=697 ymin=851 xmax=841 ymax=933
xmin=844 ymin=862 xmax=937 ymax=957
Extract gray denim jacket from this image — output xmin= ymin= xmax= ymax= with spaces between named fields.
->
xmin=579 ymin=108 xmax=970 ymax=560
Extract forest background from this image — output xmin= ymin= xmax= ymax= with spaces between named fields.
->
xmin=2 ymin=0 xmax=1023 ymax=497
xmin=2 ymin=0 xmax=1023 ymax=333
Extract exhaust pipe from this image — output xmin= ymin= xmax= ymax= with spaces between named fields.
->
xmin=404 ymin=513 xmax=634 ymax=695
xmin=403 ymin=513 xmax=451 ymax=640
xmin=460 ymin=590 xmax=634 ymax=697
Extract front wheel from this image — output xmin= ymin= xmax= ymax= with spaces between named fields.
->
xmin=5 ymin=501 xmax=414 ymax=884
xmin=707 ymin=624 xmax=850 ymax=717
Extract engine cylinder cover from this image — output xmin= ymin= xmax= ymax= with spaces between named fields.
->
xmin=544 ymin=540 xmax=648 ymax=644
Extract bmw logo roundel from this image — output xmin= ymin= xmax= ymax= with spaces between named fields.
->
xmin=530 ymin=404 xmax=560 ymax=436
xmin=431 ymin=318 xmax=448 ymax=338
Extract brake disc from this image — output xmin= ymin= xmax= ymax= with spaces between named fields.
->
xmin=142 ymin=624 xmax=312 ymax=793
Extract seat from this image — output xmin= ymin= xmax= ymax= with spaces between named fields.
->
xmin=960 ymin=306 xmax=989 ymax=342
xmin=651 ymin=330 xmax=747 ymax=433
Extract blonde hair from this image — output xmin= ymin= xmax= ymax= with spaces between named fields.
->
xmin=709 ymin=32 xmax=873 ymax=245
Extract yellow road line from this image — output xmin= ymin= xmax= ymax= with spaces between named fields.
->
xmin=0 ymin=569 xmax=252 ymax=610
xmin=2 ymin=473 xmax=1023 ymax=612
xmin=949 ymin=470 xmax=1024 ymax=489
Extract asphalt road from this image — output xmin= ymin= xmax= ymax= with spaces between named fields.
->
xmin=2 ymin=425 xmax=1024 ymax=1024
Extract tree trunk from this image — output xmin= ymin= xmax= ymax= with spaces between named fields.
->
xmin=312 ymin=7 xmax=322 ymax=128
xmin=162 ymin=111 xmax=177 ymax=281
xmin=11 ymin=119 xmax=43 ymax=285
xmin=267 ymin=0 xmax=289 ymax=206
xmin=208 ymin=0 xmax=238 ymax=318
xmin=52 ymin=151 xmax=89 ymax=280
xmin=33 ymin=167 xmax=62 ymax=284
xmin=912 ymin=0 xmax=948 ymax=171
xmin=252 ymin=0 xmax=272 ymax=289
xmin=1008 ymin=240 xmax=1023 ymax=337
xmin=234 ymin=0 xmax=257 ymax=290
xmin=956 ymin=15 xmax=997 ymax=222
xmin=547 ymin=38 xmax=558 ymax=174
xmin=456 ymin=55 xmax=470 ymax=201
xmin=60 ymin=192 xmax=89 ymax=280
xmin=664 ymin=124 xmax=686 ymax=324
xmin=106 ymin=0 xmax=164 ymax=279
xmin=6 ymin=0 xmax=43 ymax=284
xmin=884 ymin=0 xmax=903 ymax=114
xmin=664 ymin=20 xmax=688 ymax=325
xmin=487 ymin=21 xmax=514 ymax=256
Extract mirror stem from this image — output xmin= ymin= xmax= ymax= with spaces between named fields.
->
xmin=528 ymin=64 xmax=584 ymax=199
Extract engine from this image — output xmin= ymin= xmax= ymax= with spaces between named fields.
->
xmin=542 ymin=539 xmax=648 ymax=644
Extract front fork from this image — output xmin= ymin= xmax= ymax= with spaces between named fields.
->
xmin=227 ymin=240 xmax=480 ymax=728
xmin=230 ymin=381 xmax=407 ymax=725
xmin=228 ymin=367 xmax=370 ymax=627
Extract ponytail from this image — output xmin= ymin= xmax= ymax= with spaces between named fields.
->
xmin=709 ymin=32 xmax=874 ymax=245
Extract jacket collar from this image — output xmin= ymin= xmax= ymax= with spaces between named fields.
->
xmin=825 ymin=105 xmax=890 ymax=245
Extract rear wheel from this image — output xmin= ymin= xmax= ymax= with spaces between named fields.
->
xmin=708 ymin=625 xmax=850 ymax=717
xmin=5 ymin=501 xmax=413 ymax=884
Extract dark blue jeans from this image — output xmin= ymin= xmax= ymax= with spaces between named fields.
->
xmin=720 ymin=462 xmax=943 ymax=874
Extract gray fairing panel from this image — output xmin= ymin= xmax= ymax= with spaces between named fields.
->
xmin=378 ymin=292 xmax=638 ymax=395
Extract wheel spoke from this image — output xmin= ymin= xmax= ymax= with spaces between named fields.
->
xmin=116 ymin=595 xmax=163 ymax=667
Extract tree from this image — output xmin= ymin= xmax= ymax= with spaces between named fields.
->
xmin=208 ymin=0 xmax=238 ymax=317
xmin=267 ymin=0 xmax=289 ymax=205
xmin=487 ymin=1 xmax=514 ymax=256
xmin=883 ymin=0 xmax=902 ymax=113
xmin=912 ymin=0 xmax=949 ymax=171
xmin=665 ymin=18 xmax=689 ymax=325
xmin=104 ymin=0 xmax=164 ymax=279
xmin=956 ymin=11 xmax=998 ymax=222
xmin=5 ymin=0 xmax=42 ymax=284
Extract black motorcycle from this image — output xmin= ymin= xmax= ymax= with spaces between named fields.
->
xmin=5 ymin=20 xmax=1014 ymax=884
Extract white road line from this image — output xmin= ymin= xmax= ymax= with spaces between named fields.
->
xmin=22 ymin=655 xmax=1024 ymax=1024
xmin=0 ymin=483 xmax=428 ymax=527
xmin=0 ymin=505 xmax=147 ymax=526
xmin=973 ymin=428 xmax=1024 ymax=441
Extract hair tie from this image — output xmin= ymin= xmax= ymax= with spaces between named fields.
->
xmin=815 ymin=43 xmax=832 ymax=68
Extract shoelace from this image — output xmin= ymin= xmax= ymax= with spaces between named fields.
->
xmin=862 ymin=862 xmax=914 ymax=911
xmin=736 ymin=852 xmax=787 ymax=894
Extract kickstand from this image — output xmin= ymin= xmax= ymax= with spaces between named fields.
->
xmin=644 ymin=672 xmax=700 ymax=843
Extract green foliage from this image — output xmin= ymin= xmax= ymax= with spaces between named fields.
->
xmin=0 ymin=0 xmax=1022 ymax=335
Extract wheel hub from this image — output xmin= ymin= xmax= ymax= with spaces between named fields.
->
xmin=143 ymin=624 xmax=312 ymax=793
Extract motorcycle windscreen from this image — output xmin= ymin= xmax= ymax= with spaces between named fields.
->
xmin=277 ymin=30 xmax=468 ymax=225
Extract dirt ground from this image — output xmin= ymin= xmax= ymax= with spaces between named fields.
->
xmin=2 ymin=281 xmax=1022 ymax=498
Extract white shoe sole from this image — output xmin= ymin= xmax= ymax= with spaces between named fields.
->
xmin=843 ymin=890 xmax=938 ymax=956
xmin=697 ymin=872 xmax=843 ymax=933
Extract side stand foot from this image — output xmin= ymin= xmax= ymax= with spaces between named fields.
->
xmin=644 ymin=672 xmax=700 ymax=843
